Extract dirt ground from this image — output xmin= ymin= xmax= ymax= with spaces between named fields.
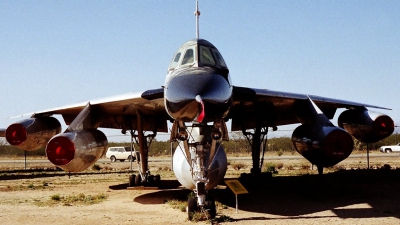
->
xmin=1 ymin=154 xmax=400 ymax=225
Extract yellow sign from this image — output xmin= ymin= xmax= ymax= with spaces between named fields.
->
xmin=224 ymin=179 xmax=248 ymax=195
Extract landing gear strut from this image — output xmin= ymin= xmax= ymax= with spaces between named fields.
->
xmin=127 ymin=112 xmax=160 ymax=187
xmin=317 ymin=165 xmax=324 ymax=175
xmin=171 ymin=119 xmax=227 ymax=220
xmin=242 ymin=126 xmax=269 ymax=175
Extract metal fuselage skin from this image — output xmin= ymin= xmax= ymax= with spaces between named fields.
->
xmin=164 ymin=67 xmax=232 ymax=123
xmin=163 ymin=38 xmax=232 ymax=123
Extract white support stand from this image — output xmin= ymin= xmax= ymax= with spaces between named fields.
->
xmin=235 ymin=194 xmax=239 ymax=213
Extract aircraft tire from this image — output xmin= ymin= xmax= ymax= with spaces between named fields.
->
xmin=147 ymin=175 xmax=154 ymax=186
xmin=154 ymin=174 xmax=161 ymax=187
xmin=135 ymin=174 xmax=142 ymax=186
xmin=205 ymin=197 xmax=216 ymax=219
xmin=187 ymin=197 xmax=197 ymax=221
xmin=129 ymin=174 xmax=136 ymax=187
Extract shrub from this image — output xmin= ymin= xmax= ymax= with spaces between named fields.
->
xmin=276 ymin=163 xmax=284 ymax=169
xmin=231 ymin=162 xmax=247 ymax=171
xmin=92 ymin=164 xmax=102 ymax=171
xmin=50 ymin=194 xmax=61 ymax=201
xmin=300 ymin=164 xmax=310 ymax=170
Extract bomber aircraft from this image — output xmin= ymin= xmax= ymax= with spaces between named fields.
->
xmin=0 ymin=1 xmax=395 ymax=220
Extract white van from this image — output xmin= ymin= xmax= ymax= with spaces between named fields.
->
xmin=105 ymin=147 xmax=137 ymax=162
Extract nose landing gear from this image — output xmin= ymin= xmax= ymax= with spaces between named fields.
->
xmin=171 ymin=119 xmax=227 ymax=221
xmin=187 ymin=195 xmax=216 ymax=221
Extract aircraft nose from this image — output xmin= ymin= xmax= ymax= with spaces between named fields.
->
xmin=165 ymin=70 xmax=232 ymax=122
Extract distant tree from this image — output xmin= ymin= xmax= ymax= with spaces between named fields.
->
xmin=0 ymin=138 xmax=5 ymax=145
xmin=226 ymin=131 xmax=250 ymax=154
xmin=268 ymin=136 xmax=293 ymax=152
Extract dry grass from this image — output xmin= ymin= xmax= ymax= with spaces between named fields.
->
xmin=28 ymin=193 xmax=109 ymax=207
xmin=166 ymin=199 xmax=187 ymax=212
xmin=166 ymin=198 xmax=232 ymax=223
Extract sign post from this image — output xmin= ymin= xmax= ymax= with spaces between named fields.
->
xmin=224 ymin=179 xmax=248 ymax=213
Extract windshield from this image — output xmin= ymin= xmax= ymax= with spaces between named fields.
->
xmin=168 ymin=49 xmax=183 ymax=70
xmin=181 ymin=48 xmax=195 ymax=65
xmin=211 ymin=48 xmax=227 ymax=68
xmin=200 ymin=46 xmax=215 ymax=66
xmin=168 ymin=39 xmax=229 ymax=74
xmin=198 ymin=45 xmax=227 ymax=68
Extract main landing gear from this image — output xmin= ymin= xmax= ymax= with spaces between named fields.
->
xmin=238 ymin=125 xmax=274 ymax=186
xmin=129 ymin=171 xmax=161 ymax=187
xmin=125 ymin=112 xmax=161 ymax=188
xmin=126 ymin=128 xmax=161 ymax=187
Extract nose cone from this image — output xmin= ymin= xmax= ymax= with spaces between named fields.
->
xmin=165 ymin=68 xmax=232 ymax=122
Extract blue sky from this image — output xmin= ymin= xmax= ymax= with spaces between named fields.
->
xmin=1 ymin=1 xmax=399 ymax=142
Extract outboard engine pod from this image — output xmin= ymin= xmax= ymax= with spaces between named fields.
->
xmin=338 ymin=109 xmax=394 ymax=143
xmin=5 ymin=117 xmax=61 ymax=151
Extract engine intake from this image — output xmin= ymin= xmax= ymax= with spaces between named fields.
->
xmin=292 ymin=124 xmax=354 ymax=167
xmin=46 ymin=129 xmax=108 ymax=172
xmin=5 ymin=117 xmax=61 ymax=151
xmin=338 ymin=109 xmax=394 ymax=143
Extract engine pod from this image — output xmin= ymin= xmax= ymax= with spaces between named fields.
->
xmin=5 ymin=117 xmax=61 ymax=151
xmin=46 ymin=129 xmax=108 ymax=172
xmin=338 ymin=109 xmax=394 ymax=143
xmin=292 ymin=124 xmax=354 ymax=167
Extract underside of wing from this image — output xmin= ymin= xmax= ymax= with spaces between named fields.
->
xmin=32 ymin=89 xmax=168 ymax=132
xmin=230 ymin=86 xmax=390 ymax=131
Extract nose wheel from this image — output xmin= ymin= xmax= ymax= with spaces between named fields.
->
xmin=187 ymin=195 xmax=216 ymax=221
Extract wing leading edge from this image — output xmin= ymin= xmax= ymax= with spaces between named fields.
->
xmin=230 ymin=86 xmax=391 ymax=131
xmin=22 ymin=90 xmax=168 ymax=132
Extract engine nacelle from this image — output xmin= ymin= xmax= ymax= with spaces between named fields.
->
xmin=338 ymin=109 xmax=394 ymax=143
xmin=292 ymin=124 xmax=354 ymax=167
xmin=46 ymin=129 xmax=108 ymax=172
xmin=5 ymin=117 xmax=61 ymax=151
xmin=173 ymin=143 xmax=227 ymax=190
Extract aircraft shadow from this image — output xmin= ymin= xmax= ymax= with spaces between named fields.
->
xmin=0 ymin=168 xmax=67 ymax=180
xmin=0 ymin=170 xmax=131 ymax=181
xmin=133 ymin=169 xmax=400 ymax=219
xmin=109 ymin=179 xmax=182 ymax=191
xmin=130 ymin=180 xmax=191 ymax=204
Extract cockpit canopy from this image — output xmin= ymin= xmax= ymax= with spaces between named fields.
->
xmin=168 ymin=39 xmax=228 ymax=73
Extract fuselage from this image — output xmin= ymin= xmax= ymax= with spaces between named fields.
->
xmin=164 ymin=39 xmax=232 ymax=123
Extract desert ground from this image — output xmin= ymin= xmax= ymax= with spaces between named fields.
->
xmin=1 ymin=153 xmax=400 ymax=225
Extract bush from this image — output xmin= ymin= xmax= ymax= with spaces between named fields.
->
xmin=92 ymin=164 xmax=102 ymax=171
xmin=300 ymin=164 xmax=310 ymax=170
xmin=231 ymin=162 xmax=247 ymax=171
xmin=51 ymin=194 xmax=61 ymax=201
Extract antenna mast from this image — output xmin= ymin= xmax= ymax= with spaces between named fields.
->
xmin=194 ymin=1 xmax=200 ymax=38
